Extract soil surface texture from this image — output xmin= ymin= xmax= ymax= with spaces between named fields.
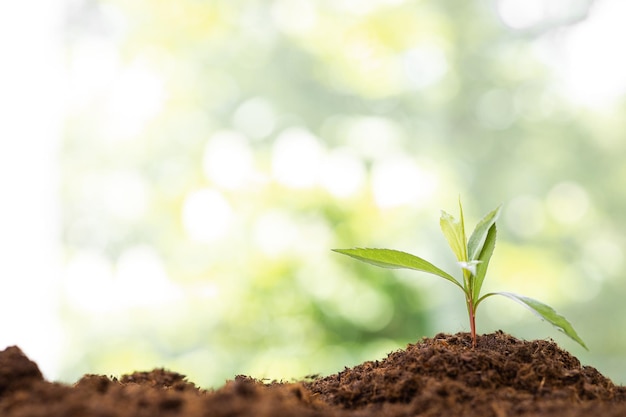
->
xmin=1 ymin=331 xmax=625 ymax=417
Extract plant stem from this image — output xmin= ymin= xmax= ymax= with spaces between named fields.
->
xmin=467 ymin=296 xmax=477 ymax=348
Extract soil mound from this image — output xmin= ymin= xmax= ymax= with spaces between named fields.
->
xmin=0 ymin=332 xmax=625 ymax=416
xmin=306 ymin=331 xmax=626 ymax=416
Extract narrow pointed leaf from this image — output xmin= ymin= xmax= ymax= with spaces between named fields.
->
xmin=440 ymin=209 xmax=467 ymax=263
xmin=468 ymin=205 xmax=501 ymax=261
xmin=333 ymin=248 xmax=463 ymax=289
xmin=488 ymin=292 xmax=588 ymax=350
xmin=471 ymin=223 xmax=497 ymax=302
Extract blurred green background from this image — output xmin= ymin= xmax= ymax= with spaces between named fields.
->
xmin=4 ymin=0 xmax=626 ymax=387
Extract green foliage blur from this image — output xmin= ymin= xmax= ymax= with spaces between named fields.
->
xmin=61 ymin=0 xmax=626 ymax=386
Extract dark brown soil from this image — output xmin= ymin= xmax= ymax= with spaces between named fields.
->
xmin=1 ymin=331 xmax=625 ymax=416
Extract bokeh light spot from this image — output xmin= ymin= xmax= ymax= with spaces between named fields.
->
xmin=64 ymin=250 xmax=115 ymax=313
xmin=529 ymin=0 xmax=626 ymax=107
xmin=231 ymin=97 xmax=277 ymax=140
xmin=115 ymin=246 xmax=181 ymax=307
xmin=559 ymin=0 xmax=626 ymax=106
xmin=546 ymin=181 xmax=590 ymax=224
xmin=203 ymin=130 xmax=255 ymax=190
xmin=272 ymin=127 xmax=324 ymax=189
xmin=104 ymin=63 xmax=166 ymax=141
xmin=583 ymin=235 xmax=623 ymax=279
xmin=371 ymin=156 xmax=438 ymax=208
xmin=402 ymin=43 xmax=448 ymax=90
xmin=345 ymin=116 xmax=402 ymax=160
xmin=320 ymin=148 xmax=366 ymax=198
xmin=497 ymin=0 xmax=548 ymax=30
xmin=182 ymin=189 xmax=233 ymax=243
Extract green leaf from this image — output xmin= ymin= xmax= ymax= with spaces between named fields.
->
xmin=483 ymin=292 xmax=588 ymax=350
xmin=468 ymin=205 xmax=501 ymax=261
xmin=471 ymin=223 xmax=497 ymax=302
xmin=440 ymin=204 xmax=467 ymax=263
xmin=333 ymin=248 xmax=463 ymax=290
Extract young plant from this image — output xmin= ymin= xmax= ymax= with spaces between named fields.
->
xmin=333 ymin=201 xmax=587 ymax=349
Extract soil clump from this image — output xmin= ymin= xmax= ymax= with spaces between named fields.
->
xmin=1 ymin=331 xmax=624 ymax=416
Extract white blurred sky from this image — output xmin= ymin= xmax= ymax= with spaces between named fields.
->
xmin=1 ymin=0 xmax=625 ymax=380
xmin=0 ymin=1 xmax=65 ymax=377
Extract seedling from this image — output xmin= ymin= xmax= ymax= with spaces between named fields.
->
xmin=333 ymin=201 xmax=587 ymax=349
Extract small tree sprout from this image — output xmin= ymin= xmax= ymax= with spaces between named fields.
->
xmin=333 ymin=200 xmax=587 ymax=350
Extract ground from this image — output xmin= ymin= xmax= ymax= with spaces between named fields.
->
xmin=1 ymin=331 xmax=624 ymax=416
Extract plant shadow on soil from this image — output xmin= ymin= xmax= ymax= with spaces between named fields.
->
xmin=1 ymin=331 xmax=625 ymax=416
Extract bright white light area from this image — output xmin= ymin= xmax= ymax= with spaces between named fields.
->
xmin=497 ymin=0 xmax=544 ymax=29
xmin=0 ymin=0 xmax=65 ymax=379
xmin=546 ymin=182 xmax=590 ymax=224
xmin=64 ymin=247 xmax=181 ymax=311
xmin=402 ymin=43 xmax=448 ymax=90
xmin=203 ymin=130 xmax=256 ymax=190
xmin=537 ymin=0 xmax=626 ymax=107
xmin=562 ymin=0 xmax=626 ymax=106
xmin=505 ymin=195 xmax=546 ymax=238
xmin=272 ymin=127 xmax=325 ymax=189
xmin=69 ymin=36 xmax=166 ymax=140
xmin=115 ymin=246 xmax=181 ymax=307
xmin=371 ymin=156 xmax=438 ymax=208
xmin=64 ymin=250 xmax=115 ymax=313
xmin=345 ymin=116 xmax=402 ymax=160
xmin=104 ymin=62 xmax=166 ymax=140
xmin=231 ymin=97 xmax=277 ymax=140
xmin=496 ymin=0 xmax=581 ymax=30
xmin=182 ymin=189 xmax=234 ymax=243
xmin=320 ymin=148 xmax=366 ymax=198
xmin=271 ymin=0 xmax=318 ymax=35
xmin=68 ymin=37 xmax=120 ymax=109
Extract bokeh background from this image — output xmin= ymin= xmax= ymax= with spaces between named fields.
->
xmin=2 ymin=0 xmax=626 ymax=387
